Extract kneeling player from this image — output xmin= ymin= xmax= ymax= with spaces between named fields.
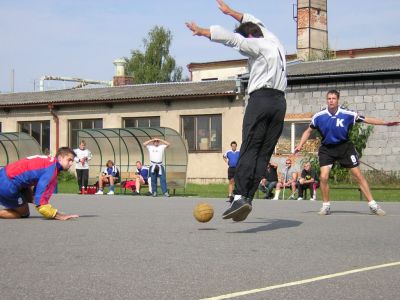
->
xmin=0 ymin=147 xmax=79 ymax=220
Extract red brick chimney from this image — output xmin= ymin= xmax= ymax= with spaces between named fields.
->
xmin=296 ymin=0 xmax=328 ymax=60
xmin=112 ymin=58 xmax=134 ymax=86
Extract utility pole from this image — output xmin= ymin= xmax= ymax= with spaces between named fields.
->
xmin=10 ymin=69 xmax=15 ymax=93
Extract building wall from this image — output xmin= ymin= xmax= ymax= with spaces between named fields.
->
xmin=0 ymin=96 xmax=244 ymax=182
xmin=191 ymin=65 xmax=248 ymax=81
xmin=0 ymin=78 xmax=399 ymax=182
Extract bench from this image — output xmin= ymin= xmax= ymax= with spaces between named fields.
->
xmin=119 ymin=171 xmax=187 ymax=195
xmin=119 ymin=172 xmax=141 ymax=194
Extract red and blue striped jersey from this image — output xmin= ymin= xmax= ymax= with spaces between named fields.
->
xmin=5 ymin=155 xmax=62 ymax=206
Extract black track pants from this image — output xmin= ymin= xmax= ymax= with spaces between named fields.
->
xmin=234 ymin=88 xmax=286 ymax=199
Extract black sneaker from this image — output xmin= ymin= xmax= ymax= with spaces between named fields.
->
xmin=222 ymin=197 xmax=252 ymax=220
xmin=132 ymin=191 xmax=140 ymax=196
xmin=232 ymin=198 xmax=253 ymax=222
xmin=145 ymin=192 xmax=152 ymax=196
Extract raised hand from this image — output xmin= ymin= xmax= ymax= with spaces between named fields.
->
xmin=217 ymin=0 xmax=231 ymax=15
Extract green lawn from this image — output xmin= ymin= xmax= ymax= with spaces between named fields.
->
xmin=56 ymin=180 xmax=400 ymax=202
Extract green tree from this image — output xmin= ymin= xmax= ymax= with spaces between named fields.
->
xmin=125 ymin=26 xmax=183 ymax=84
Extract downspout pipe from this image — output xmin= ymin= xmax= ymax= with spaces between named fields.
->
xmin=48 ymin=103 xmax=59 ymax=151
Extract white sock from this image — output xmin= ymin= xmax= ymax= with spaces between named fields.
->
xmin=368 ymin=200 xmax=378 ymax=208
xmin=322 ymin=202 xmax=330 ymax=207
xmin=273 ymin=190 xmax=281 ymax=199
xmin=233 ymin=195 xmax=242 ymax=201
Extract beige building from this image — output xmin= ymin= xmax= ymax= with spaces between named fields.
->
xmin=1 ymin=54 xmax=400 ymax=183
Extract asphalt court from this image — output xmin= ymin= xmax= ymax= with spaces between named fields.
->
xmin=1 ymin=194 xmax=400 ymax=299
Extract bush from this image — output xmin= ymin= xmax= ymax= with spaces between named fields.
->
xmin=58 ymin=170 xmax=76 ymax=182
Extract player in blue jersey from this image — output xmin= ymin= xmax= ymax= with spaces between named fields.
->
xmin=295 ymin=90 xmax=399 ymax=215
xmin=223 ymin=141 xmax=240 ymax=203
xmin=133 ymin=161 xmax=151 ymax=196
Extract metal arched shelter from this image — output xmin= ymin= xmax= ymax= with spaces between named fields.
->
xmin=0 ymin=132 xmax=42 ymax=167
xmin=76 ymin=127 xmax=188 ymax=188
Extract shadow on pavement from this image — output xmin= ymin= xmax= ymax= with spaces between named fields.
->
xmin=229 ymin=219 xmax=302 ymax=233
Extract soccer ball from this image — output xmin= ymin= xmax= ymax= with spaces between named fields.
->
xmin=193 ymin=202 xmax=214 ymax=223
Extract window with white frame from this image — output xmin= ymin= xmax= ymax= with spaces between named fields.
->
xmin=181 ymin=115 xmax=222 ymax=152
xmin=275 ymin=120 xmax=319 ymax=154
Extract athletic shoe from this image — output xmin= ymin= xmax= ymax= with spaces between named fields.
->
xmin=145 ymin=192 xmax=152 ymax=196
xmin=107 ymin=191 xmax=114 ymax=195
xmin=297 ymin=197 xmax=303 ymax=201
xmin=232 ymin=198 xmax=253 ymax=222
xmin=370 ymin=206 xmax=386 ymax=216
xmin=95 ymin=190 xmax=104 ymax=195
xmin=152 ymin=192 xmax=157 ymax=197
xmin=222 ymin=197 xmax=252 ymax=220
xmin=163 ymin=192 xmax=170 ymax=197
xmin=310 ymin=196 xmax=316 ymax=201
xmin=288 ymin=194 xmax=295 ymax=200
xmin=132 ymin=191 xmax=140 ymax=196
xmin=318 ymin=206 xmax=331 ymax=215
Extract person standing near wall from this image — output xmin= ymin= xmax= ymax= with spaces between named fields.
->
xmin=186 ymin=0 xmax=287 ymax=221
xmin=223 ymin=141 xmax=240 ymax=203
xmin=74 ymin=140 xmax=92 ymax=194
xmin=143 ymin=138 xmax=170 ymax=197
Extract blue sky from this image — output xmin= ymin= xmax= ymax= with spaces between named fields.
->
xmin=1 ymin=0 xmax=399 ymax=93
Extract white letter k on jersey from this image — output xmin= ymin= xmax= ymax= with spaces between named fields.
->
xmin=336 ymin=119 xmax=344 ymax=127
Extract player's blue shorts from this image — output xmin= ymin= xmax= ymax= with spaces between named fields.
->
xmin=0 ymin=168 xmax=25 ymax=209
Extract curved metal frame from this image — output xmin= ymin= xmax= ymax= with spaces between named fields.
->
xmin=76 ymin=127 xmax=188 ymax=178
xmin=0 ymin=132 xmax=42 ymax=166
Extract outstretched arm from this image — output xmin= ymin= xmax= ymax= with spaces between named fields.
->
xmin=294 ymin=127 xmax=314 ymax=153
xmin=363 ymin=117 xmax=400 ymax=126
xmin=185 ymin=22 xmax=211 ymax=38
xmin=217 ymin=0 xmax=243 ymax=22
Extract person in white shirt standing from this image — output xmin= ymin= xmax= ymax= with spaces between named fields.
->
xmin=143 ymin=138 xmax=170 ymax=197
xmin=74 ymin=140 xmax=93 ymax=194
xmin=186 ymin=0 xmax=287 ymax=221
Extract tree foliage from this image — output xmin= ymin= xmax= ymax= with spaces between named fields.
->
xmin=125 ymin=26 xmax=183 ymax=84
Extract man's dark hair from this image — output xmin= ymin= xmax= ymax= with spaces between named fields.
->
xmin=327 ymin=90 xmax=340 ymax=99
xmin=57 ymin=147 xmax=76 ymax=158
xmin=235 ymin=22 xmax=263 ymax=38
xmin=230 ymin=141 xmax=237 ymax=146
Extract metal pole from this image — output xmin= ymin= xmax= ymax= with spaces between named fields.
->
xmin=10 ymin=69 xmax=15 ymax=93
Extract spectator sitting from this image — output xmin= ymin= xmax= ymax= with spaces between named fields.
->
xmin=133 ymin=161 xmax=152 ymax=196
xmin=272 ymin=158 xmax=298 ymax=200
xmin=297 ymin=162 xmax=319 ymax=201
xmin=95 ymin=160 xmax=119 ymax=195
xmin=258 ymin=162 xmax=278 ymax=199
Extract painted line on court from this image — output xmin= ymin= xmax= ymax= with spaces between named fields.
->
xmin=200 ymin=261 xmax=400 ymax=300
